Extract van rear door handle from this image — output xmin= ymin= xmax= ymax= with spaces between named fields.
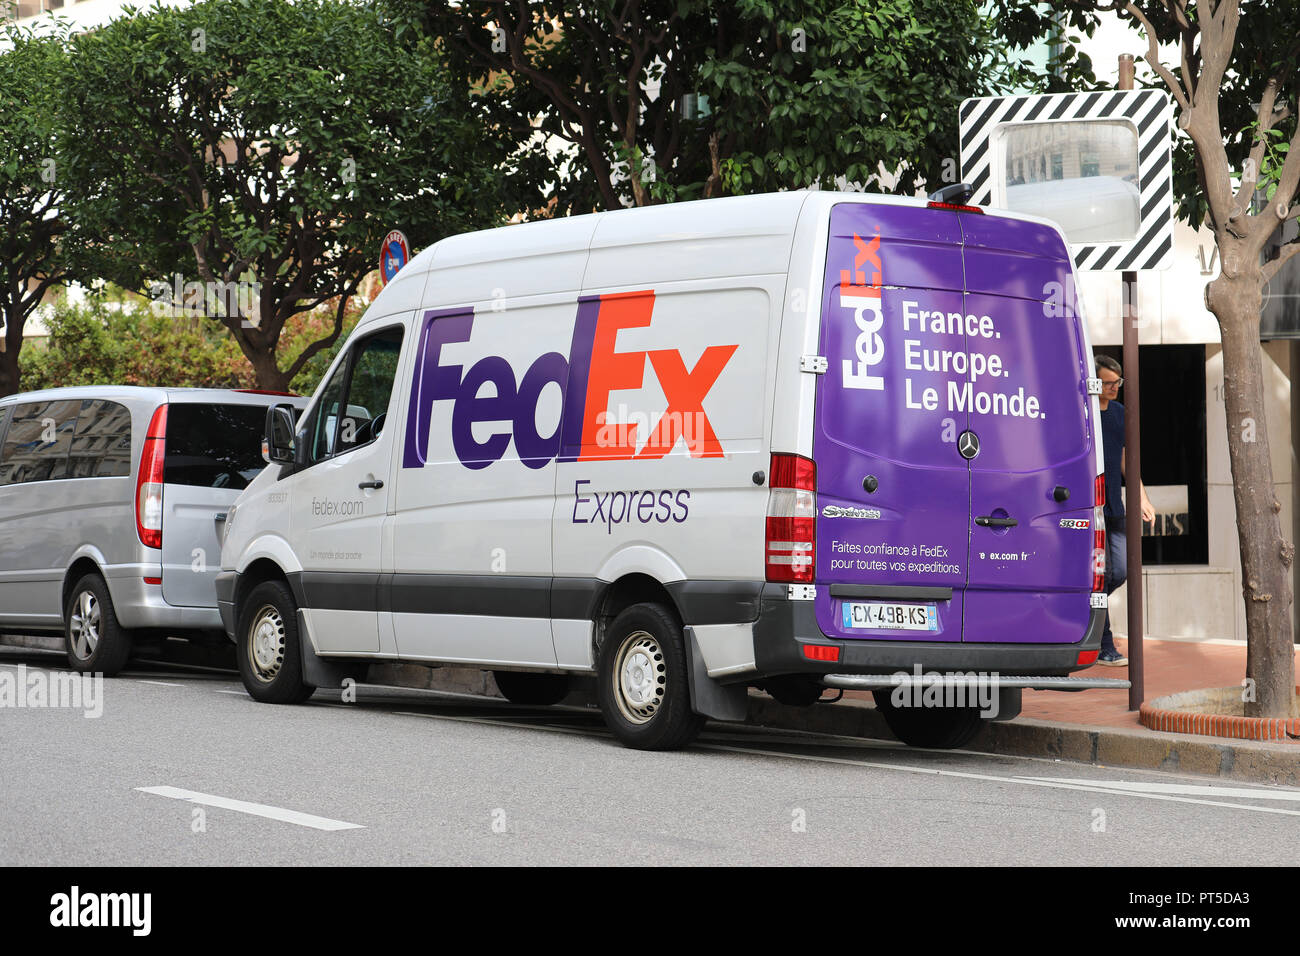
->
xmin=358 ymin=480 xmax=384 ymax=490
xmin=975 ymin=516 xmax=1018 ymax=527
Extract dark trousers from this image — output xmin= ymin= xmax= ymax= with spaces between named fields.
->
xmin=1102 ymin=520 xmax=1128 ymax=653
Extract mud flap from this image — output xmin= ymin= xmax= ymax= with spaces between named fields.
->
xmin=686 ymin=626 xmax=749 ymax=722
xmin=297 ymin=610 xmax=367 ymax=689
xmin=991 ymin=686 xmax=1022 ymax=722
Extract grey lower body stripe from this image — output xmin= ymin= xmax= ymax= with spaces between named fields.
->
xmin=287 ymin=571 xmax=763 ymax=625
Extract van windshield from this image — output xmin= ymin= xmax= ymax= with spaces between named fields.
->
xmin=164 ymin=404 xmax=268 ymax=490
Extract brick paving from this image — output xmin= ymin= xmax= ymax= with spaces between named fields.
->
xmin=1019 ymin=637 xmax=1300 ymax=731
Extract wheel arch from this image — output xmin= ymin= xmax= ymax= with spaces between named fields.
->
xmin=234 ymin=558 xmax=294 ymax=617
xmin=588 ymin=572 xmax=683 ymax=662
xmin=62 ymin=553 xmax=109 ymax=617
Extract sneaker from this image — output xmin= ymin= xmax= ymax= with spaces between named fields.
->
xmin=1096 ymin=647 xmax=1128 ymax=666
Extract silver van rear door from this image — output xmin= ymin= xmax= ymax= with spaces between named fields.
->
xmin=162 ymin=402 xmax=277 ymax=609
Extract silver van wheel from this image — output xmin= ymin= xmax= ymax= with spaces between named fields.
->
xmin=69 ymin=590 xmax=101 ymax=661
xmin=612 ymin=630 xmax=666 ymax=724
xmin=63 ymin=573 xmax=132 ymax=676
xmin=247 ymin=604 xmax=286 ymax=684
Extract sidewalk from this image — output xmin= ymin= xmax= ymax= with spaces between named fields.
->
xmin=745 ymin=636 xmax=1300 ymax=785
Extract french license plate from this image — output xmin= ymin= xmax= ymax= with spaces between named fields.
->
xmin=841 ymin=601 xmax=938 ymax=631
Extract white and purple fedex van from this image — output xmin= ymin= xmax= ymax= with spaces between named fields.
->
xmin=216 ymin=189 xmax=1124 ymax=751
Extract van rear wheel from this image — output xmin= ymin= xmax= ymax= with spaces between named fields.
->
xmin=872 ymin=690 xmax=984 ymax=749
xmin=237 ymin=581 xmax=315 ymax=704
xmin=597 ymin=603 xmax=704 ymax=751
xmin=65 ymin=574 xmax=132 ymax=676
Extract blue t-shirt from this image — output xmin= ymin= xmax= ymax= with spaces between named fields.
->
xmin=1100 ymin=400 xmax=1125 ymax=519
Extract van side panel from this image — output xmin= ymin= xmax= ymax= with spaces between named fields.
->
xmin=552 ymin=278 xmax=775 ymax=589
xmin=391 ymin=296 xmax=571 ymax=665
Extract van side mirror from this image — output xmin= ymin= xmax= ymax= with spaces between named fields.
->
xmin=263 ymin=405 xmax=298 ymax=464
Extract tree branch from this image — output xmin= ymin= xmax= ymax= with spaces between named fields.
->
xmin=1262 ymin=241 xmax=1300 ymax=283
xmin=1124 ymin=1 xmax=1189 ymax=110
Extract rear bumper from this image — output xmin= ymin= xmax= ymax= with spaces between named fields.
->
xmin=105 ymin=565 xmax=223 ymax=631
xmin=750 ymin=583 xmax=1104 ymax=680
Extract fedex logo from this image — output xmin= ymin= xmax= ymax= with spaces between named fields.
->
xmin=402 ymin=291 xmax=738 ymax=471
xmin=840 ymin=228 xmax=885 ymax=391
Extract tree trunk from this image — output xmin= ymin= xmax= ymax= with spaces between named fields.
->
xmin=1206 ymin=266 xmax=1297 ymax=718
xmin=0 ymin=317 xmax=25 ymax=397
xmin=244 ymin=346 xmax=291 ymax=392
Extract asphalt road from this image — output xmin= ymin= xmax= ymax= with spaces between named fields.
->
xmin=2 ymin=645 xmax=1298 ymax=866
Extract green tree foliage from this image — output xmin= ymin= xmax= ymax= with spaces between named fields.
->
xmin=58 ymin=0 xmax=519 ymax=389
xmin=399 ymin=0 xmax=1024 ymax=214
xmin=20 ymin=295 xmax=363 ymax=396
xmin=0 ymin=23 xmax=74 ymax=396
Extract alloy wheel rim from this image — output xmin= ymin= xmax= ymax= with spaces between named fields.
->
xmin=69 ymin=590 xmax=100 ymax=661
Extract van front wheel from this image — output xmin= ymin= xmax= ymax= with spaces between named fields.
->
xmin=597 ymin=603 xmax=704 ymax=751
xmin=237 ymin=581 xmax=315 ymax=704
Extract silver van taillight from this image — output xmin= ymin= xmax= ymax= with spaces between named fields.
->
xmin=136 ymin=405 xmax=167 ymax=550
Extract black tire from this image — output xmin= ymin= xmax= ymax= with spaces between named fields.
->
xmin=492 ymin=671 xmax=571 ymax=706
xmin=872 ymin=689 xmax=984 ymax=749
xmin=597 ymin=603 xmax=704 ymax=751
xmin=762 ymin=676 xmax=826 ymax=707
xmin=236 ymin=580 xmax=315 ymax=704
xmin=64 ymin=573 xmax=133 ymax=676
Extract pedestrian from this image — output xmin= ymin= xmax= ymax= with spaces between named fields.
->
xmin=1095 ymin=354 xmax=1154 ymax=666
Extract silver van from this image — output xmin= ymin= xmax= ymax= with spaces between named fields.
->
xmin=0 ymin=386 xmax=303 ymax=674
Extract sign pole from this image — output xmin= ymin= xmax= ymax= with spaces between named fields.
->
xmin=1119 ymin=53 xmax=1145 ymax=710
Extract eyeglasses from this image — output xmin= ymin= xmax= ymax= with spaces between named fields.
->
xmin=1099 ymin=377 xmax=1123 ymax=389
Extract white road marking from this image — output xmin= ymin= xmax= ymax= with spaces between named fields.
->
xmin=1018 ymin=776 xmax=1300 ymax=802
xmin=694 ymin=742 xmax=1300 ymax=817
xmin=136 ymin=786 xmax=363 ymax=831
xmin=216 ymin=689 xmax=247 ymax=696
xmin=132 ymin=679 xmax=184 ymax=687
xmin=397 ymin=704 xmax=1300 ymax=816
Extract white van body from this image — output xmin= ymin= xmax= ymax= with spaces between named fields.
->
xmin=218 ymin=192 xmax=1121 ymax=750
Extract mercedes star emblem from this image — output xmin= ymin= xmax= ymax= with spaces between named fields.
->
xmin=958 ymin=430 xmax=980 ymax=460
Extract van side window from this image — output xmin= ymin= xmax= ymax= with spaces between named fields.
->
xmin=67 ymin=400 xmax=133 ymax=478
xmin=0 ymin=400 xmax=81 ymax=484
xmin=306 ymin=326 xmax=404 ymax=465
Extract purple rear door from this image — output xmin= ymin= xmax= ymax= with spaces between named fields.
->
xmin=813 ymin=204 xmax=970 ymax=642
xmin=958 ymin=214 xmax=1096 ymax=644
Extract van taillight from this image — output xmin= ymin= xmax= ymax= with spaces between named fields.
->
xmin=1092 ymin=473 xmax=1106 ymax=592
xmin=766 ymin=453 xmax=816 ymax=584
xmin=136 ymin=405 xmax=167 ymax=550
